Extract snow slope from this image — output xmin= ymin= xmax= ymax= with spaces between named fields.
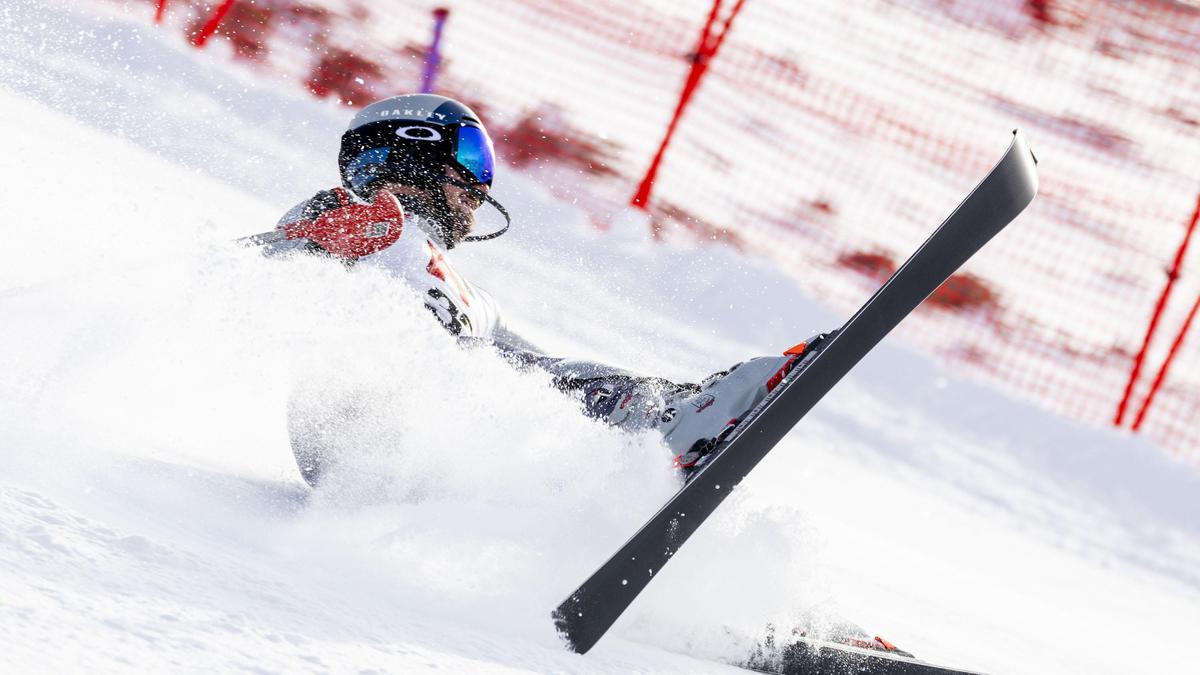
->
xmin=1 ymin=2 xmax=1198 ymax=673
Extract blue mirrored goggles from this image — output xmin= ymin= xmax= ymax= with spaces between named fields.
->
xmin=453 ymin=124 xmax=495 ymax=186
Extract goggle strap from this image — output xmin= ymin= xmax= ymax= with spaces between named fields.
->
xmin=437 ymin=175 xmax=511 ymax=242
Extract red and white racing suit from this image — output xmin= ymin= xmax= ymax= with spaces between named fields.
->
xmin=268 ymin=190 xmax=803 ymax=485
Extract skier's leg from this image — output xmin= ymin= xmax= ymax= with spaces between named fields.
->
xmin=561 ymin=334 xmax=837 ymax=470
xmin=286 ymin=384 xmax=366 ymax=488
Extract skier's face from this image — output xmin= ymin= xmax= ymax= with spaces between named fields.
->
xmin=378 ymin=164 xmax=486 ymax=246
xmin=439 ymin=163 xmax=488 ymax=240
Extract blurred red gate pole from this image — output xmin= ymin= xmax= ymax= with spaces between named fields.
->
xmin=630 ymin=0 xmax=747 ymax=212
xmin=1114 ymin=191 xmax=1200 ymax=426
xmin=1132 ymin=288 xmax=1200 ymax=432
xmin=191 ymin=0 xmax=238 ymax=48
xmin=155 ymin=0 xmax=168 ymax=23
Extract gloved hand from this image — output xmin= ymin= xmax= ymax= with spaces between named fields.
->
xmin=281 ymin=187 xmax=406 ymax=260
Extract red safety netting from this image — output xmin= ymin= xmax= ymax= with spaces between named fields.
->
xmin=117 ymin=0 xmax=1200 ymax=461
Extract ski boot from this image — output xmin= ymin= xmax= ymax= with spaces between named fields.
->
xmin=665 ymin=331 xmax=837 ymax=477
xmin=576 ymin=332 xmax=837 ymax=477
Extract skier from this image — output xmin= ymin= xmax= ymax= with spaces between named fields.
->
xmin=260 ymin=92 xmax=909 ymax=661
xmin=263 ymin=92 xmax=825 ymax=488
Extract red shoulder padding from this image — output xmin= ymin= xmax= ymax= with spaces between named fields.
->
xmin=283 ymin=189 xmax=405 ymax=260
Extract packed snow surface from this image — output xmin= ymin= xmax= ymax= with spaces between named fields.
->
xmin=1 ymin=2 xmax=1198 ymax=673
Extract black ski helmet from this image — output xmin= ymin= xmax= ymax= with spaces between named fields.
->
xmin=338 ymin=93 xmax=496 ymax=200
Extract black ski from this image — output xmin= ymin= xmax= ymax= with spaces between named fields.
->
xmin=553 ymin=131 xmax=1038 ymax=657
xmin=741 ymin=633 xmax=987 ymax=675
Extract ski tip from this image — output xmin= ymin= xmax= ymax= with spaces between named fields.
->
xmin=1001 ymin=130 xmax=1040 ymax=209
xmin=1012 ymin=128 xmax=1038 ymax=166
